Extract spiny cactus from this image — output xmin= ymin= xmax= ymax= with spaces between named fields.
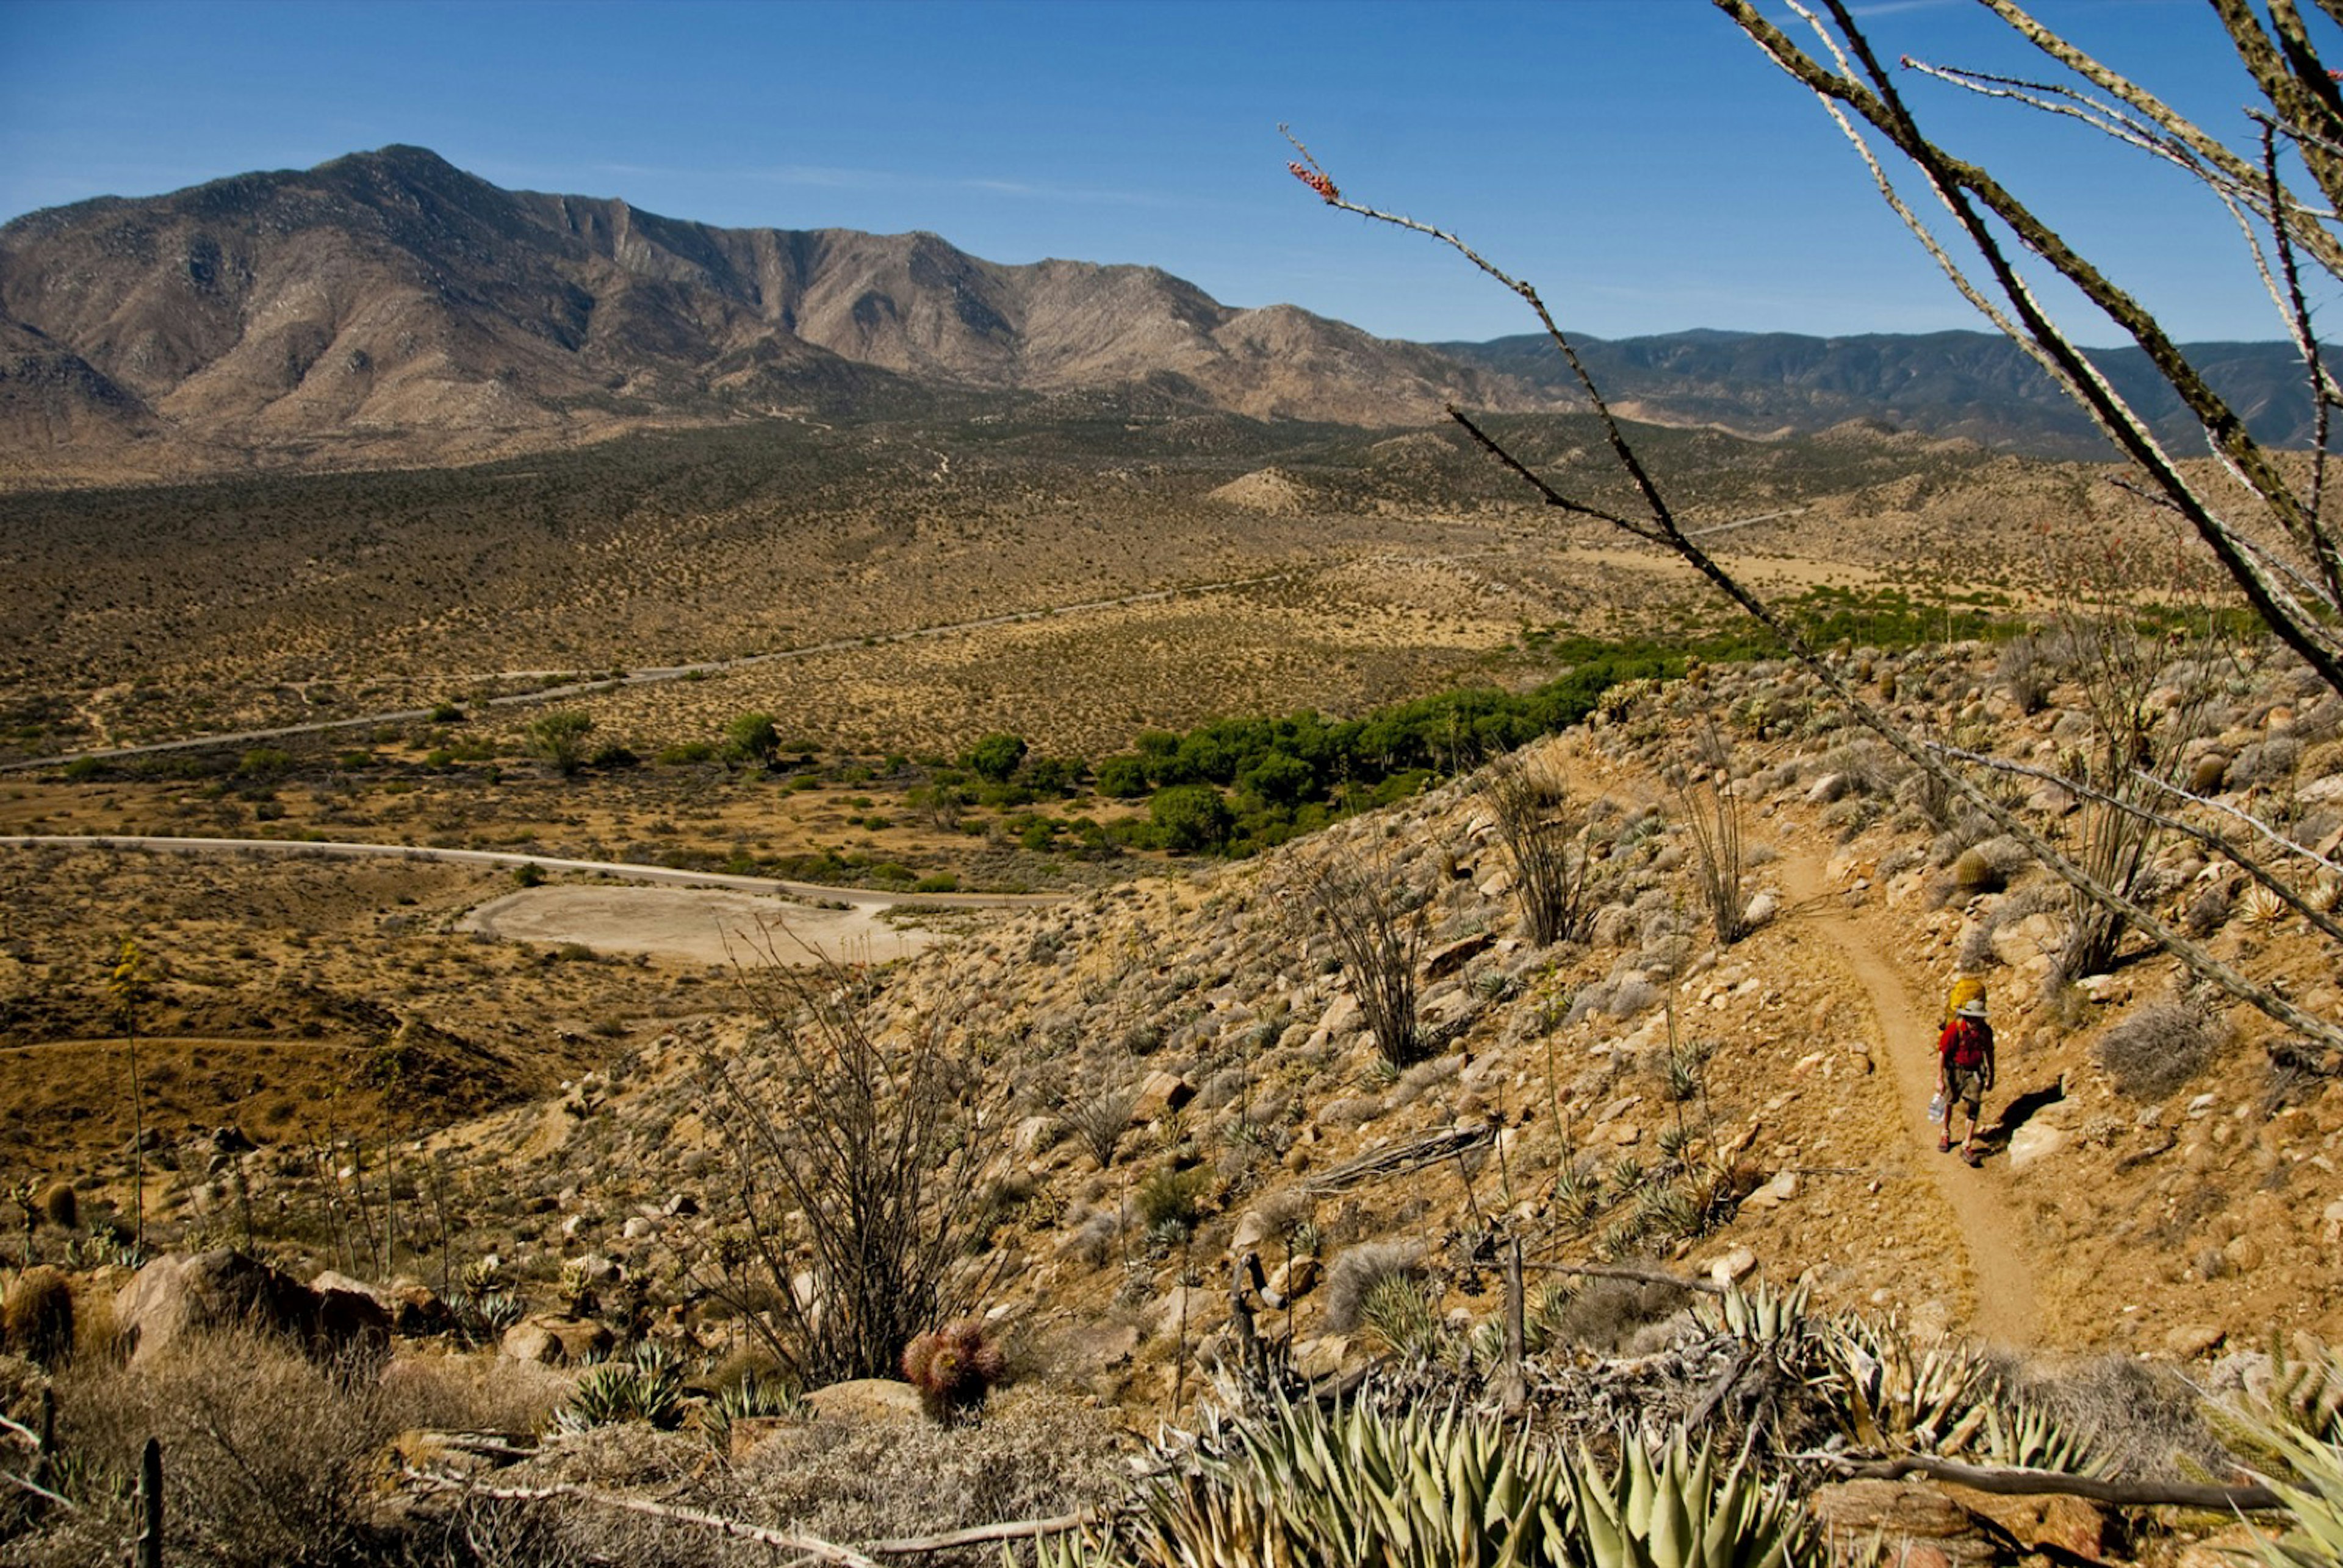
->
xmin=901 ymin=1318 xmax=1004 ymax=1420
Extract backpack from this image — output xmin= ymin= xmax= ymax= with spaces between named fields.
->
xmin=1943 ymin=975 xmax=1986 ymax=1026
xmin=1946 ymin=1018 xmax=1991 ymax=1068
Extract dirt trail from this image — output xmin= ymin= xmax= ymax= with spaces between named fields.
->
xmin=1780 ymin=854 xmax=2041 ymax=1345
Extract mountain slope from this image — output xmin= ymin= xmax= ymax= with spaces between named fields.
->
xmin=0 ymin=146 xmax=1536 ymax=477
xmin=1441 ymin=328 xmax=2319 ymax=459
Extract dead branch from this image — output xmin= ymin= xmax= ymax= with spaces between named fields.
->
xmin=861 ymin=1508 xmax=1120 ymax=1555
xmin=1798 ymin=1451 xmax=2287 ymax=1511
xmin=1525 ymin=1261 xmax=1724 ymax=1296
xmin=404 ymin=1472 xmax=884 ymax=1564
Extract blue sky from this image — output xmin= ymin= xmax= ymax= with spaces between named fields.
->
xmin=0 ymin=0 xmax=2301 ymax=345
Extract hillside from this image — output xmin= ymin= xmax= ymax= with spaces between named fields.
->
xmin=1442 ymin=329 xmax=2322 ymax=459
xmin=0 ymin=146 xmax=1539 ymax=480
xmin=2 ymin=630 xmax=2339 ymax=1561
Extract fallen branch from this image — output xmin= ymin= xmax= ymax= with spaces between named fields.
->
xmin=1527 ymin=1261 xmax=1724 ymax=1296
xmin=1802 ymin=1452 xmax=2287 ymax=1511
xmin=1304 ymin=1123 xmax=1494 ymax=1194
xmin=403 ymin=1472 xmax=884 ymax=1565
xmin=862 ymin=1508 xmax=1118 ymax=1554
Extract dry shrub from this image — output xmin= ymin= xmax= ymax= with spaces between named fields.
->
xmin=37 ymin=1183 xmax=76 ymax=1230
xmin=1323 ymin=1239 xmax=1424 ymax=1334
xmin=38 ymin=1326 xmax=398 ymax=1568
xmin=2006 ymin=1353 xmax=2226 ymax=1483
xmin=1542 ymin=1276 xmax=1690 ymax=1354
xmin=718 ymin=1386 xmax=1128 ymax=1550
xmin=2096 ymin=999 xmax=2229 ymax=1099
xmin=1 ymin=1267 xmax=73 ymax=1367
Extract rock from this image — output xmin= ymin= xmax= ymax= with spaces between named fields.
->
xmin=2223 ymin=1234 xmax=2264 ymax=1273
xmin=621 ymin=1217 xmax=653 ymax=1240
xmin=1012 ymin=1114 xmax=1057 ymax=1156
xmin=570 ymin=1254 xmax=620 ymax=1284
xmin=1267 ymin=1255 xmax=1319 ymax=1303
xmin=1231 ymin=1210 xmax=1269 ymax=1253
xmin=1423 ymin=932 xmax=1495 ymax=980
xmin=1130 ymin=1071 xmax=1195 ymax=1124
xmin=1808 ymin=1481 xmax=1988 ymax=1566
xmin=1942 ymin=1485 xmax=2106 ymax=1560
xmin=499 ymin=1314 xmax=612 ymax=1366
xmin=1742 ymin=891 xmax=1779 ymax=929
xmin=1991 ymin=912 xmax=2064 ymax=968
xmin=1319 ymin=994 xmax=1362 ymax=1040
xmin=2079 ymin=974 xmax=2128 ymax=1005
xmin=1292 ymin=1334 xmax=1350 ymax=1379
xmin=804 ymin=1378 xmax=925 ymax=1423
xmin=2323 ymin=1198 xmax=2343 ymax=1246
xmin=1477 ymin=869 xmax=1514 ymax=900
xmin=114 ymin=1250 xmax=389 ymax=1367
xmin=1707 ymin=1246 xmax=1758 ymax=1287
xmin=2005 ymin=1121 xmax=2071 ymax=1172
xmin=1150 ymin=1284 xmax=1214 ymax=1341
xmin=2165 ymin=1324 xmax=2226 ymax=1359
xmin=1805 ymin=772 xmax=1847 ymax=804
xmin=2177 ymin=1524 xmax=2285 ymax=1568
xmin=1742 ymin=1171 xmax=1800 ymax=1210
xmin=1597 ymin=1120 xmax=1643 ymax=1147
xmin=386 ymin=1428 xmax=534 ymax=1482
xmin=1058 ymin=1321 xmax=1143 ymax=1374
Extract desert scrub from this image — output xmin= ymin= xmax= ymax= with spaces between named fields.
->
xmin=1323 ymin=1238 xmax=1425 ymax=1334
xmin=2 ymin=1266 xmax=74 ymax=1367
xmin=2096 ymin=998 xmax=2228 ymax=1099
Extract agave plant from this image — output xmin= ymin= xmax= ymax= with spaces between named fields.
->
xmin=2238 ymin=1417 xmax=2343 ymax=1568
xmin=1821 ymin=1317 xmax=2098 ymax=1475
xmin=1569 ymin=1428 xmax=1809 ymax=1568
xmin=1694 ymin=1279 xmax=1813 ymax=1353
xmin=1358 ymin=1275 xmax=1444 ymax=1360
xmin=556 ymin=1340 xmax=687 ymax=1433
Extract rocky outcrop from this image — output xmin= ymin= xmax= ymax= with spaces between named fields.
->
xmin=112 ymin=1250 xmax=389 ymax=1366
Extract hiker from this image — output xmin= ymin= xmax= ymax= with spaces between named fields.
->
xmin=1936 ymin=997 xmax=1995 ymax=1166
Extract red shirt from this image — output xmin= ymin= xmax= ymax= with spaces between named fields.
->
xmin=1938 ymin=1018 xmax=1992 ymax=1068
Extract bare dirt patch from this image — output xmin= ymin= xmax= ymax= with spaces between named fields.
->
xmin=459 ymin=885 xmax=941 ymax=966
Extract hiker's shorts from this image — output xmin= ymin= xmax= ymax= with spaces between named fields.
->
xmin=1944 ymin=1062 xmax=1987 ymax=1117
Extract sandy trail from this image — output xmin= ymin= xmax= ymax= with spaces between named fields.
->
xmin=1780 ymin=854 xmax=2040 ymax=1345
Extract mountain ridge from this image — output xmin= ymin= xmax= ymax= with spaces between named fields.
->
xmin=0 ymin=144 xmax=2319 ymax=480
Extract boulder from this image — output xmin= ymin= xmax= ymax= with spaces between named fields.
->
xmin=803 ymin=1377 xmax=925 ymax=1424
xmin=1267 ymin=1255 xmax=1319 ymax=1303
xmin=1707 ymin=1246 xmax=1758 ymax=1287
xmin=1131 ymin=1071 xmax=1195 ymax=1124
xmin=1423 ymin=932 xmax=1494 ymax=981
xmin=2005 ymin=1121 xmax=2071 ymax=1173
xmin=1946 ymin=1486 xmax=2105 ymax=1558
xmin=114 ymin=1250 xmax=389 ymax=1367
xmin=1809 ymin=1480 xmax=1990 ymax=1567
xmin=499 ymin=1314 xmax=611 ymax=1366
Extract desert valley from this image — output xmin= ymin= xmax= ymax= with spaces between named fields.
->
xmin=0 ymin=131 xmax=2339 ymax=1568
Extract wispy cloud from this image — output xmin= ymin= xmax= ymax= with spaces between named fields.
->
xmin=1844 ymin=0 xmax=1964 ymax=17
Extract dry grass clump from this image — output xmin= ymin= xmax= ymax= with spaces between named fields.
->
xmin=719 ymin=1386 xmax=1129 ymax=1549
xmin=2096 ymin=998 xmax=2230 ymax=1099
xmin=35 ymin=1327 xmax=401 ymax=1568
xmin=2007 ymin=1353 xmax=2228 ymax=1483
xmin=1 ymin=1267 xmax=73 ymax=1367
xmin=1323 ymin=1239 xmax=1425 ymax=1334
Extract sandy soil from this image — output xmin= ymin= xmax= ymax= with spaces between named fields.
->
xmin=459 ymin=885 xmax=941 ymax=966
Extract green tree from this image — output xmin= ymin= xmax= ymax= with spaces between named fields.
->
xmin=527 ymin=710 xmax=596 ymax=776
xmin=964 ymin=732 xmax=1029 ymax=784
xmin=1095 ymin=755 xmax=1152 ymax=798
xmin=726 ymin=711 xmax=782 ymax=768
xmin=1151 ymin=784 xmax=1234 ymax=854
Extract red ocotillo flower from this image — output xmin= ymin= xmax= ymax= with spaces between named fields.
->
xmin=1287 ymin=161 xmax=1340 ymax=203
